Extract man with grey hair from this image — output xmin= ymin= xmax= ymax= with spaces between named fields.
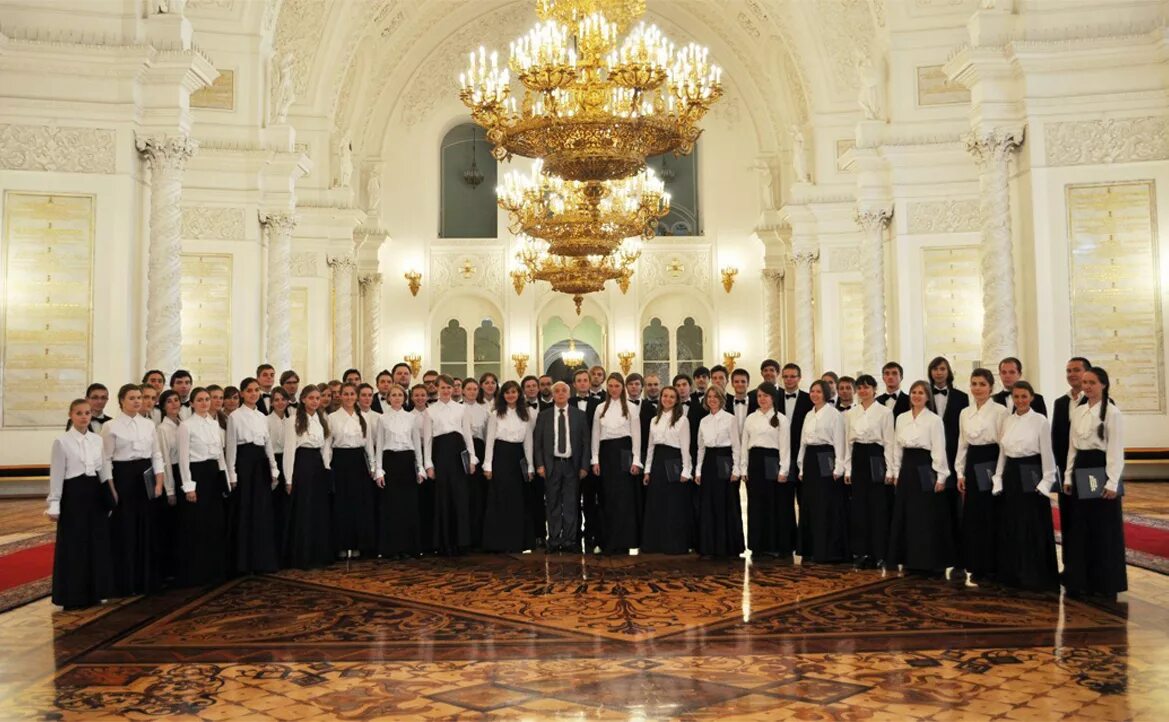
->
xmin=534 ymin=381 xmax=589 ymax=553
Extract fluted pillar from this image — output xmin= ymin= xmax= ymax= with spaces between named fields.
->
xmin=855 ymin=207 xmax=892 ymax=373
xmin=359 ymin=273 xmax=383 ymax=377
xmin=260 ymin=212 xmax=295 ymax=371
xmin=136 ymin=134 xmax=197 ymax=372
xmin=329 ymin=255 xmax=356 ymax=375
xmin=966 ymin=127 xmax=1024 ymax=365
xmin=791 ymin=248 xmax=818 ymax=376
xmin=762 ymin=268 xmax=785 ymax=361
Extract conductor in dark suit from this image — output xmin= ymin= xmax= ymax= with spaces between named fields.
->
xmin=534 ymin=381 xmax=589 ymax=553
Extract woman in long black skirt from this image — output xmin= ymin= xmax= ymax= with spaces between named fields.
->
xmin=177 ymin=388 xmax=230 ymax=587
xmin=226 ymin=378 xmax=281 ymax=574
xmin=993 ymin=381 xmax=1058 ymax=591
xmin=48 ymin=399 xmax=114 ymax=609
xmin=887 ymin=381 xmax=955 ymax=574
xmin=798 ymin=380 xmax=849 ymax=563
xmin=695 ymin=387 xmax=743 ymax=558
xmin=282 ymin=386 xmax=334 ymax=570
xmin=267 ymin=388 xmax=291 ymax=565
xmin=843 ymin=374 xmax=894 ymax=569
xmin=154 ymin=389 xmax=183 ymax=582
xmin=954 ymin=369 xmax=1007 ymax=581
xmin=741 ymin=383 xmax=795 ymax=559
xmin=1063 ymin=367 xmax=1127 ymax=599
xmin=591 ymin=373 xmax=642 ymax=554
xmin=375 ymin=385 xmax=425 ymax=558
xmin=641 ymin=388 xmax=694 ymax=554
xmin=102 ymin=383 xmax=166 ymax=596
xmin=411 ymin=384 xmax=435 ymax=552
xmin=328 ymin=383 xmax=377 ymax=559
xmin=482 ymin=380 xmax=535 ymax=553
xmin=423 ymin=375 xmax=477 ymax=555
xmin=462 ymin=378 xmax=489 ymax=550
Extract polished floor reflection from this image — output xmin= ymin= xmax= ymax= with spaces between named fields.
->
xmin=2 ymin=546 xmax=1168 ymax=720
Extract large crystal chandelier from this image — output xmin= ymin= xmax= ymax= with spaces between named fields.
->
xmin=458 ymin=0 xmax=723 ymax=183
xmin=516 ymin=235 xmax=641 ymax=313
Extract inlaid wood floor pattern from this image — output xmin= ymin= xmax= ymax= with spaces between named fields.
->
xmin=1 ymin=552 xmax=1167 ymax=720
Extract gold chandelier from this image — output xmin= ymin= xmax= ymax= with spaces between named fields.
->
xmin=497 ymin=159 xmax=669 ymax=256
xmin=458 ymin=0 xmax=723 ymax=183
xmin=516 ymin=235 xmax=641 ymax=313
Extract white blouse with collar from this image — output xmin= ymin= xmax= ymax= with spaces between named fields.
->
xmin=591 ymin=399 xmax=642 ymax=468
xmin=992 ymin=409 xmax=1057 ymax=494
xmin=47 ymin=428 xmax=104 ymax=516
xmin=1066 ymin=401 xmax=1125 ymax=493
xmin=644 ymin=414 xmax=692 ymax=480
xmin=842 ymin=402 xmax=894 ymax=478
xmin=891 ymin=408 xmax=949 ymax=484
xmin=954 ymin=400 xmax=1009 ymax=476
xmin=484 ymin=407 xmax=535 ymax=474
xmin=695 ymin=409 xmax=741 ymax=478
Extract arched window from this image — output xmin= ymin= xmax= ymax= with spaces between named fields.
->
xmin=439 ymin=319 xmax=468 ymax=378
xmin=439 ymin=124 xmax=497 ymax=238
xmin=643 ymin=318 xmax=670 ymax=382
xmin=472 ymin=319 xmax=501 ymax=378
xmin=676 ymin=317 xmax=704 ymax=377
xmin=649 ymin=145 xmax=699 ymax=236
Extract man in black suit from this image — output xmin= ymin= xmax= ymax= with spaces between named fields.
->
xmin=820 ymin=371 xmax=839 ymax=404
xmin=370 ymin=369 xmax=393 ymax=413
xmin=876 ymin=362 xmax=910 ymax=421
xmin=749 ymin=359 xmax=781 ymax=413
xmin=691 ymin=366 xmax=711 ymax=406
xmin=728 ymin=368 xmax=751 ymax=430
xmin=572 ymin=368 xmax=602 ymax=551
xmin=777 ymin=363 xmax=813 ymax=469
xmin=521 ymin=375 xmax=543 ymax=412
xmin=993 ymin=357 xmax=1047 ymax=416
xmin=673 ymin=373 xmax=706 ymax=467
xmin=255 ymin=364 xmax=276 ymax=415
xmin=534 ymin=381 xmax=590 ymax=553
xmin=1051 ymin=356 xmax=1093 ymax=578
xmin=834 ymin=375 xmax=855 ymax=412
xmin=929 ymin=356 xmax=969 ymax=567
xmin=588 ymin=365 xmax=607 ymax=402
xmin=537 ymin=374 xmax=554 ymax=408
xmin=709 ymin=365 xmax=729 ymax=397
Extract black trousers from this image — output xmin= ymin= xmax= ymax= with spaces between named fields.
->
xmin=545 ymin=458 xmax=580 ymax=550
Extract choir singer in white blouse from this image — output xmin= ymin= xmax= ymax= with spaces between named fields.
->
xmin=374 ymin=384 xmax=426 ymax=559
xmin=797 ymin=380 xmax=848 ymax=563
xmin=694 ymin=387 xmax=743 ymax=559
xmin=591 ymin=373 xmax=643 ymax=555
xmin=842 ymin=374 xmax=895 ymax=569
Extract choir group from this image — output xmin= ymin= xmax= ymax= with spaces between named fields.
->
xmin=46 ymin=354 xmax=1127 ymax=611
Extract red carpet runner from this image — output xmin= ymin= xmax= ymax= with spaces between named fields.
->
xmin=0 ymin=540 xmax=54 ymax=613
xmin=1053 ymin=508 xmax=1169 ymax=574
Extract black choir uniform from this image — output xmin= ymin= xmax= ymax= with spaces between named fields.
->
xmin=954 ymin=401 xmax=1008 ymax=579
xmin=798 ymin=405 xmax=849 ymax=562
xmin=887 ymin=408 xmax=956 ymax=573
xmin=993 ymin=409 xmax=1059 ymax=591
xmin=102 ymin=414 xmax=166 ymax=596
xmin=267 ymin=412 xmax=290 ymax=563
xmin=633 ymin=396 xmax=656 ymax=537
xmin=463 ymin=402 xmax=491 ymax=549
xmin=481 ymin=407 xmax=536 ymax=552
xmin=177 ymin=413 xmax=230 ymax=587
xmin=933 ymin=385 xmax=969 ymax=565
xmin=256 ymin=390 xmax=274 ymax=416
xmin=640 ymin=412 xmax=694 ymax=554
xmin=695 ymin=409 xmax=744 ymax=558
xmin=524 ymin=398 xmax=548 ymax=546
xmin=1051 ymin=390 xmax=1085 ymax=583
xmin=778 ymin=389 xmax=813 ymax=550
xmin=993 ymin=388 xmax=1048 ymax=417
xmin=374 ymin=407 xmax=426 ymax=558
xmin=533 ymin=403 xmax=589 ymax=552
xmin=282 ymin=412 xmax=334 ymax=570
xmin=876 ymin=390 xmax=911 ymax=421
xmin=741 ymin=408 xmax=795 ymax=557
xmin=327 ymin=409 xmax=377 ymax=557
xmin=843 ymin=403 xmax=895 ymax=566
xmin=423 ymin=400 xmax=478 ymax=555
xmin=573 ymin=394 xmax=603 ymax=552
xmin=591 ymin=399 xmax=642 ymax=554
xmin=48 ymin=428 xmax=113 ymax=609
xmin=225 ymin=406 xmax=281 ymax=573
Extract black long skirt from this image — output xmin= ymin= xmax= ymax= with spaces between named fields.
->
xmin=525 ymin=465 xmax=547 ymax=545
xmin=155 ymin=463 xmax=181 ymax=582
xmin=849 ymin=443 xmax=890 ymax=561
xmin=960 ymin=443 xmax=1000 ymax=577
xmin=271 ymin=452 xmax=287 ymax=567
xmin=745 ymin=447 xmax=798 ymax=556
xmin=641 ymin=445 xmax=692 ymax=554
xmin=802 ymin=443 xmax=849 ymax=562
xmin=52 ymin=475 xmax=113 ymax=608
xmin=482 ymin=441 xmax=533 ymax=552
xmin=996 ymin=455 xmax=1058 ymax=591
xmin=228 ymin=444 xmax=279 ymax=574
xmin=432 ymin=432 xmax=471 ymax=554
xmin=284 ymin=447 xmax=333 ymax=570
xmin=331 ymin=447 xmax=377 ymax=554
xmin=109 ymin=458 xmax=157 ymax=596
xmin=697 ymin=446 xmax=744 ymax=558
xmin=467 ymin=437 xmax=487 ymax=549
xmin=887 ymin=448 xmax=955 ymax=572
xmin=378 ymin=449 xmax=421 ymax=556
xmin=1063 ymin=449 xmax=1127 ymax=595
xmin=179 ymin=459 xmax=229 ymax=587
xmin=600 ymin=437 xmax=639 ymax=553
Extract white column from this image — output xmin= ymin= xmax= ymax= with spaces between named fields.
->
xmin=136 ymin=134 xmax=197 ymax=372
xmin=855 ymin=207 xmax=892 ymax=372
xmin=260 ymin=212 xmax=295 ymax=371
xmin=359 ymin=272 xmax=382 ymax=377
xmin=966 ymin=127 xmax=1024 ymax=365
xmin=762 ymin=268 xmax=785 ymax=361
xmin=329 ymin=255 xmax=356 ymax=375
xmin=791 ymin=248 xmax=818 ymax=375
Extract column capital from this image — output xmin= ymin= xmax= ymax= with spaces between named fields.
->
xmin=792 ymin=248 xmax=820 ymax=266
xmin=964 ymin=126 xmax=1025 ymax=165
xmin=854 ymin=206 xmax=893 ymax=232
xmin=359 ymin=272 xmax=383 ymax=289
xmin=762 ymin=267 xmax=785 ymax=282
xmin=135 ymin=134 xmax=198 ymax=171
xmin=259 ymin=210 xmax=296 ymax=232
xmin=328 ymin=254 xmax=357 ymax=271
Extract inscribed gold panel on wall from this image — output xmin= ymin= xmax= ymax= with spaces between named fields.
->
xmin=180 ymin=254 xmax=232 ymax=384
xmin=290 ymin=287 xmax=309 ymax=378
xmin=1067 ymin=182 xmax=1164 ymax=412
xmin=2 ymin=192 xmax=94 ymax=427
xmin=922 ymin=246 xmax=983 ymax=374
xmin=838 ymin=282 xmax=864 ymax=377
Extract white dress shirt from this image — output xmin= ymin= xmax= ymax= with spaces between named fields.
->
xmin=1066 ymin=401 xmax=1125 ymax=493
xmin=798 ymin=404 xmax=846 ymax=477
xmin=225 ymin=406 xmax=280 ymax=486
xmin=423 ymin=400 xmax=478 ymax=470
xmin=485 ymin=407 xmax=535 ymax=474
xmin=360 ymin=408 xmax=381 ymax=432
xmin=740 ymin=409 xmax=792 ymax=478
xmin=590 ymin=399 xmax=642 ymax=468
xmin=932 ymin=386 xmax=950 ymax=418
xmin=644 ymin=414 xmax=692 ymax=480
xmin=100 ymin=414 xmax=164 ymax=482
xmin=464 ymin=402 xmax=490 ymax=441
xmin=374 ymin=407 xmax=425 ymax=478
xmin=954 ymin=400 xmax=1008 ymax=477
xmin=47 ymin=428 xmax=103 ymax=516
xmin=993 ymin=409 xmax=1057 ymax=494
xmin=328 ymin=408 xmax=375 ymax=454
xmin=156 ymin=417 xmax=180 ymax=496
xmin=282 ymin=413 xmax=331 ymax=487
xmin=892 ymin=408 xmax=949 ymax=484
xmin=267 ymin=413 xmax=287 ymax=455
xmin=178 ymin=413 xmax=227 ymax=494
xmin=843 ymin=402 xmax=895 ymax=478
xmin=730 ymin=395 xmax=750 ymax=430
xmin=696 ymin=409 xmax=741 ymax=478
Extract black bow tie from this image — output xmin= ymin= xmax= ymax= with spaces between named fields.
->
xmin=181 ymin=401 xmax=190 ymax=407
xmin=839 ymin=404 xmax=852 ymax=411
xmin=734 ymin=399 xmax=747 ymax=405
xmin=933 ymin=388 xmax=948 ymax=396
xmin=527 ymin=401 xmax=538 ymax=408
xmin=630 ymin=399 xmax=641 ymax=405
xmin=785 ymin=393 xmax=797 ymax=400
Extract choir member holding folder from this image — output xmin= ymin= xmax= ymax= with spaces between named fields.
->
xmin=843 ymin=374 xmax=894 ymax=569
xmin=798 ymin=380 xmax=848 ymax=563
xmin=482 ymin=380 xmax=535 ymax=553
xmin=591 ymin=373 xmax=642 ymax=555
xmin=695 ymin=387 xmax=743 ymax=559
xmin=283 ymin=386 xmax=333 ymax=570
xmin=177 ymin=387 xmax=229 ymax=587
xmin=423 ymin=375 xmax=478 ymax=556
xmin=741 ymin=382 xmax=794 ymax=560
xmin=327 ymin=383 xmax=377 ymax=559
xmin=954 ymin=369 xmax=1008 ymax=581
xmin=640 ymin=387 xmax=693 ymax=554
xmin=226 ymin=378 xmax=281 ymax=574
xmin=374 ymin=384 xmax=426 ymax=559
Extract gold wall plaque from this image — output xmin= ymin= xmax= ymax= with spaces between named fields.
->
xmin=2 ymin=192 xmax=94 ymax=428
xmin=1067 ymin=181 xmax=1164 ymax=412
xmin=191 ymin=69 xmax=235 ymax=111
xmin=922 ymin=246 xmax=983 ymax=373
xmin=290 ymin=287 xmax=309 ymax=379
xmin=180 ymin=254 xmax=232 ymax=384
xmin=916 ymin=65 xmax=971 ymax=107
xmin=837 ymin=281 xmax=864 ymax=377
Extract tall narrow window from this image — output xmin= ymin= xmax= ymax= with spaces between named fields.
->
xmin=473 ymin=319 xmax=502 ymax=378
xmin=675 ymin=317 xmax=704 ymax=377
xmin=648 ymin=145 xmax=699 ymax=236
xmin=439 ymin=124 xmax=497 ymax=238
xmin=643 ymin=318 xmax=670 ymax=381
xmin=439 ymin=319 xmax=467 ymax=378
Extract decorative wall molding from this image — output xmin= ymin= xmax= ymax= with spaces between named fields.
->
xmin=430 ymin=249 xmax=505 ymax=295
xmin=639 ymin=248 xmax=713 ymax=294
xmin=291 ymin=251 xmax=321 ymax=278
xmin=1044 ymin=116 xmax=1169 ymax=166
xmin=906 ymin=199 xmax=980 ymax=234
xmin=0 ymin=124 xmax=116 ymax=174
xmin=182 ymin=206 xmax=247 ymax=240
xmin=823 ymin=245 xmax=862 ymax=273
